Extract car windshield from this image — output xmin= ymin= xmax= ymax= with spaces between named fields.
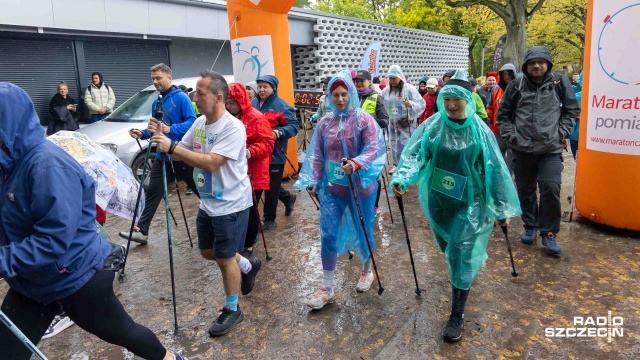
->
xmin=105 ymin=90 xmax=158 ymax=122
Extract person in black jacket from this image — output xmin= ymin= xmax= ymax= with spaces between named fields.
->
xmin=497 ymin=46 xmax=579 ymax=256
xmin=47 ymin=81 xmax=78 ymax=135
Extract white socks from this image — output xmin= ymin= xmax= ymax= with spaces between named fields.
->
xmin=323 ymin=270 xmax=335 ymax=293
xmin=238 ymin=256 xmax=252 ymax=274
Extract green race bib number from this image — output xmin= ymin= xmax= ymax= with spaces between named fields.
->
xmin=431 ymin=167 xmax=467 ymax=201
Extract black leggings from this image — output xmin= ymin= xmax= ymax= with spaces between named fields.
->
xmin=0 ymin=271 xmax=166 ymax=360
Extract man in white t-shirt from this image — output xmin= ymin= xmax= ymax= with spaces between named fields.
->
xmin=149 ymin=70 xmax=260 ymax=337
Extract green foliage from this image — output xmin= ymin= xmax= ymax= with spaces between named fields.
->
xmin=294 ymin=0 xmax=312 ymax=8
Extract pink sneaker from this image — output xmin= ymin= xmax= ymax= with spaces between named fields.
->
xmin=355 ymin=270 xmax=374 ymax=292
xmin=307 ymin=287 xmax=336 ymax=310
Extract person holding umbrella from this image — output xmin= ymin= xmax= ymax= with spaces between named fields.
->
xmin=390 ymin=70 xmax=521 ymax=343
xmin=0 ymin=82 xmax=185 ymax=360
xmin=294 ymin=71 xmax=386 ymax=310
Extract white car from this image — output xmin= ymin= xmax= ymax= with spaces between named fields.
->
xmin=78 ymin=76 xmax=234 ymax=182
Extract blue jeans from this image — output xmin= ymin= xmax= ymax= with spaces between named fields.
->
xmin=90 ymin=113 xmax=109 ymax=123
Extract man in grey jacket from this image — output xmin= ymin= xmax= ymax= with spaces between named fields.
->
xmin=497 ymin=46 xmax=580 ymax=256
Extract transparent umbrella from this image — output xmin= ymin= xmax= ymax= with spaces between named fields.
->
xmin=47 ymin=131 xmax=144 ymax=221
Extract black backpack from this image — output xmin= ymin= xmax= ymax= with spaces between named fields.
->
xmin=514 ymin=73 xmax=565 ymax=108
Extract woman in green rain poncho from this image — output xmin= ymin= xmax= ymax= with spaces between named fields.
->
xmin=390 ymin=69 xmax=521 ymax=343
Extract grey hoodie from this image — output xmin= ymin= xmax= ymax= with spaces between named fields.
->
xmin=496 ymin=46 xmax=580 ymax=154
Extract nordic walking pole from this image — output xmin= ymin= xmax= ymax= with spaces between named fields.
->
xmin=249 ymin=175 xmax=272 ymax=261
xmin=395 ymin=194 xmax=422 ymax=296
xmin=0 ymin=310 xmax=49 ymax=360
xmin=132 ymin=138 xmax=177 ymax=227
xmin=168 ymin=159 xmax=193 ymax=247
xmin=500 ymin=225 xmax=519 ymax=277
xmin=154 ymin=95 xmax=179 ymax=331
xmin=120 ymin=135 xmax=153 ymax=280
xmin=276 ymin=140 xmax=319 ymax=210
xmin=381 ymin=166 xmax=394 ymax=224
xmin=342 ymin=158 xmax=384 ymax=295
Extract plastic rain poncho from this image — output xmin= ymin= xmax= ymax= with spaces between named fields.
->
xmin=294 ymin=71 xmax=386 ymax=266
xmin=390 ymin=69 xmax=521 ymax=290
xmin=380 ymin=65 xmax=426 ymax=165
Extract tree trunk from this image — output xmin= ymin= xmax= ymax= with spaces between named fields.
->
xmin=502 ymin=11 xmax=528 ymax=70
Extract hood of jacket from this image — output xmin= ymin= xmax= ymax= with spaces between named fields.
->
xmin=328 ymin=70 xmax=361 ymax=117
xmin=498 ymin=63 xmax=517 ymax=90
xmin=228 ymin=82 xmax=253 ymax=116
xmin=256 ymin=75 xmax=279 ymax=102
xmin=387 ymin=65 xmax=407 ymax=84
xmin=0 ymin=83 xmax=46 ymax=176
xmin=522 ymin=46 xmax=554 ymax=74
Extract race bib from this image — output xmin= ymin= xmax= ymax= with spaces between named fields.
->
xmin=327 ymin=160 xmax=349 ymax=186
xmin=431 ymin=167 xmax=467 ymax=201
xmin=193 ymin=168 xmax=223 ymax=200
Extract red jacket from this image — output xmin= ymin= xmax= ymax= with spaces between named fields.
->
xmin=228 ymin=83 xmax=274 ymax=190
xmin=418 ymin=92 xmax=438 ymax=125
xmin=486 ymin=86 xmax=504 ymax=135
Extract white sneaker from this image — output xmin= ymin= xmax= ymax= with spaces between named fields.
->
xmin=307 ymin=287 xmax=336 ymax=310
xmin=355 ymin=270 xmax=374 ymax=292
xmin=42 ymin=313 xmax=74 ymax=339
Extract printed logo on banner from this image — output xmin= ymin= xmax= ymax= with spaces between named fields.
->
xmin=231 ymin=35 xmax=275 ymax=86
xmin=587 ymin=1 xmax=640 ymax=156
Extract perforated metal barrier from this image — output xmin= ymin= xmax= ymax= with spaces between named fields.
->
xmin=293 ymin=15 xmax=469 ymax=90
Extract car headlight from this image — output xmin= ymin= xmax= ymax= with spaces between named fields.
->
xmin=101 ymin=143 xmax=118 ymax=153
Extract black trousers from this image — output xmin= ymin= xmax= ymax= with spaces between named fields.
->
xmin=263 ymin=164 xmax=294 ymax=222
xmin=512 ymin=150 xmax=564 ymax=236
xmin=244 ymin=189 xmax=264 ymax=249
xmin=0 ymin=271 xmax=166 ymax=360
xmin=138 ymin=159 xmax=199 ymax=235
xmin=375 ymin=178 xmax=382 ymax=208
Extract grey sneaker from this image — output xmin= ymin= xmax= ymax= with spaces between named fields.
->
xmin=118 ymin=230 xmax=148 ymax=245
xmin=542 ymin=232 xmax=561 ymax=256
xmin=208 ymin=306 xmax=243 ymax=336
xmin=262 ymin=220 xmax=277 ymax=231
xmin=520 ymin=228 xmax=536 ymax=245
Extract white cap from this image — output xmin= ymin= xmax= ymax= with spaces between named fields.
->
xmin=426 ymin=78 xmax=439 ymax=88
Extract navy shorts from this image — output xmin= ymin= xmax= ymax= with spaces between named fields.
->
xmin=196 ymin=208 xmax=250 ymax=259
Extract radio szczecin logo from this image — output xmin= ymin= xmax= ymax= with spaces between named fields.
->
xmin=545 ymin=311 xmax=623 ymax=343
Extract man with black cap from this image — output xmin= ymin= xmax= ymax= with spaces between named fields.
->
xmin=355 ymin=69 xmax=389 ymax=214
xmin=497 ymin=45 xmax=580 ymax=256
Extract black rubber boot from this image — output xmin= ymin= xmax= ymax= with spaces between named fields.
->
xmin=443 ymin=286 xmax=470 ymax=343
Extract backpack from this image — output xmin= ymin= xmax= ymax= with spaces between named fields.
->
xmin=514 ymin=73 xmax=565 ymax=108
xmin=87 ymin=84 xmax=110 ymax=93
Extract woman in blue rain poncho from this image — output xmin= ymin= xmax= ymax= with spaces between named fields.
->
xmin=390 ymin=70 xmax=521 ymax=342
xmin=380 ymin=65 xmax=426 ymax=169
xmin=294 ymin=71 xmax=386 ymax=310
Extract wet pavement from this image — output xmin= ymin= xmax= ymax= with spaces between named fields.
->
xmin=2 ymin=152 xmax=639 ymax=359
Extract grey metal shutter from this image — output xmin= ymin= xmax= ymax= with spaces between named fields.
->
xmin=83 ymin=41 xmax=169 ymax=109
xmin=0 ymin=38 xmax=78 ymax=125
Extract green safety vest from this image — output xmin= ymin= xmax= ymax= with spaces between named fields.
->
xmin=361 ymin=93 xmax=378 ymax=116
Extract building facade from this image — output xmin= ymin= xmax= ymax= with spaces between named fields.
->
xmin=0 ymin=0 xmax=468 ymax=123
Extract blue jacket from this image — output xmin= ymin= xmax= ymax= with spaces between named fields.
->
xmin=0 ymin=83 xmax=110 ymax=305
xmin=141 ymin=86 xmax=197 ymax=161
xmin=252 ymin=75 xmax=300 ymax=165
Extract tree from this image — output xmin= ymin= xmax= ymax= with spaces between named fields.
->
xmin=314 ymin=0 xmax=401 ymax=21
xmin=294 ymin=0 xmax=312 ymax=8
xmin=391 ymin=0 xmax=499 ymax=76
xmin=443 ymin=0 xmax=547 ymax=69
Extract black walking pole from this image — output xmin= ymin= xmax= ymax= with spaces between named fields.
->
xmin=168 ymin=159 xmax=193 ymax=247
xmin=342 ymin=158 xmax=384 ymax=295
xmin=154 ymin=95 xmax=179 ymax=331
xmin=0 ymin=310 xmax=48 ymax=360
xmin=120 ymin=136 xmax=153 ymax=280
xmin=395 ymin=194 xmax=422 ymax=296
xmin=500 ymin=225 xmax=519 ymax=277
xmin=249 ymin=175 xmax=272 ymax=261
xmin=381 ymin=166 xmax=394 ymax=224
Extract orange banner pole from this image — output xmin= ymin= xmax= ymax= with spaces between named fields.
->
xmin=576 ymin=0 xmax=640 ymax=230
xmin=226 ymin=0 xmax=299 ymax=178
